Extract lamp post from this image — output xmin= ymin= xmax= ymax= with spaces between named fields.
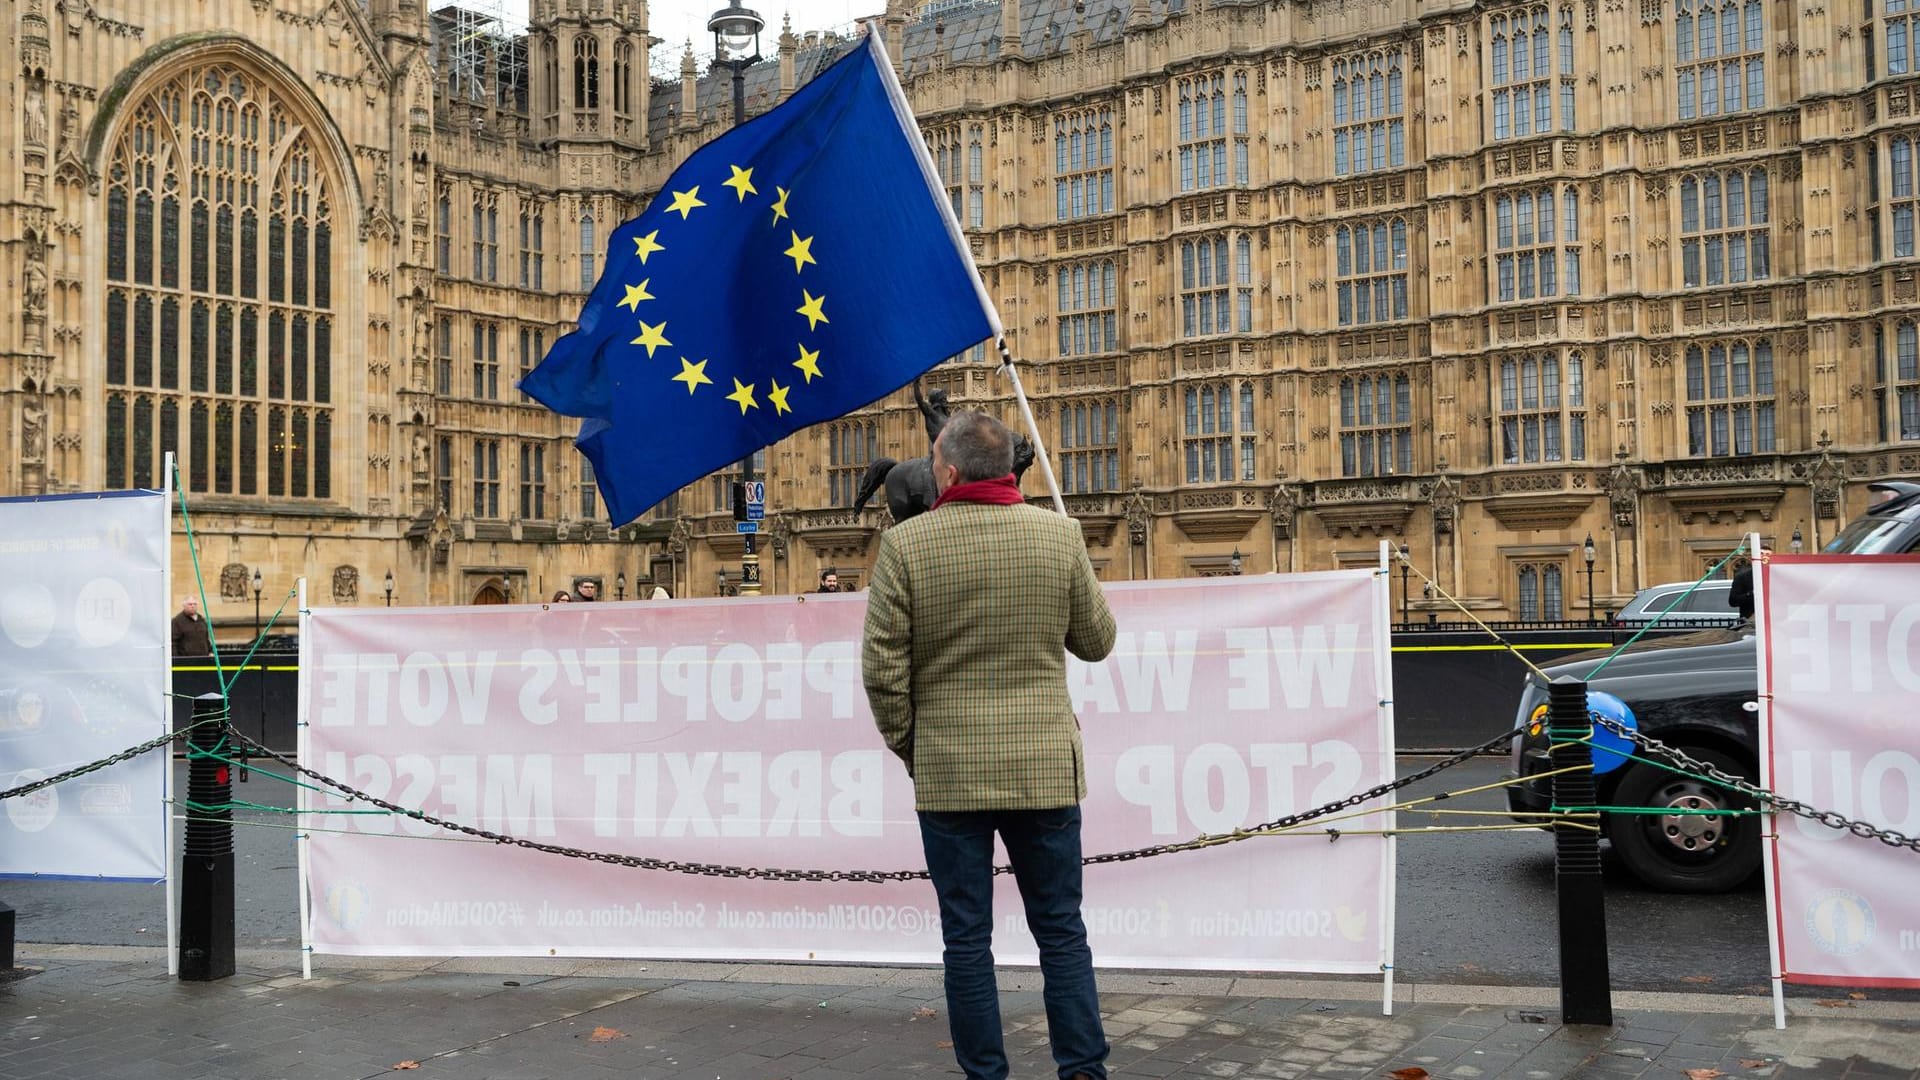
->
xmin=1398 ymin=542 xmax=1410 ymax=627
xmin=384 ymin=569 xmax=394 ymax=607
xmin=615 ymin=572 xmax=626 ymax=602
xmin=715 ymin=568 xmax=733 ymax=597
xmin=711 ymin=0 xmax=765 ymax=596
xmin=1791 ymin=523 xmax=1804 ymax=554
xmin=251 ymin=567 xmax=263 ymax=644
xmin=1424 ymin=581 xmax=1436 ymax=626
xmin=1229 ymin=548 xmax=1243 ymax=575
xmin=1583 ymin=533 xmax=1596 ymax=626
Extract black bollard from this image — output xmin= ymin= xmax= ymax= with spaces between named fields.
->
xmin=0 ymin=900 xmax=14 ymax=972
xmin=1548 ymin=675 xmax=1613 ymax=1025
xmin=179 ymin=692 xmax=235 ymax=981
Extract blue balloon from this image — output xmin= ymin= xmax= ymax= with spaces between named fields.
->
xmin=1527 ymin=690 xmax=1638 ymax=775
xmin=1585 ymin=691 xmax=1638 ymax=775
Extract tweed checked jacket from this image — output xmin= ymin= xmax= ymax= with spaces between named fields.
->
xmin=861 ymin=500 xmax=1117 ymax=812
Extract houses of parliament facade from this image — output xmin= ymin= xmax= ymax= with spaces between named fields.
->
xmin=5 ymin=0 xmax=1915 ymax=629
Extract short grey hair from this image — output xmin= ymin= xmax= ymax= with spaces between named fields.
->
xmin=936 ymin=411 xmax=1015 ymax=483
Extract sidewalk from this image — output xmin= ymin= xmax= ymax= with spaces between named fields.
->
xmin=7 ymin=946 xmax=1920 ymax=1080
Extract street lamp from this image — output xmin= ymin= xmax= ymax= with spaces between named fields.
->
xmin=715 ymin=568 xmax=731 ymax=597
xmin=1423 ymin=581 xmax=1436 ymax=626
xmin=615 ymin=571 xmax=626 ymax=602
xmin=1229 ymin=548 xmax=1243 ymax=575
xmin=384 ymin=569 xmax=394 ymax=607
xmin=1791 ymin=523 xmax=1804 ymax=554
xmin=1397 ymin=542 xmax=1410 ymax=627
xmin=1583 ymin=533 xmax=1597 ymax=626
xmin=710 ymin=0 xmax=765 ymax=596
xmin=251 ymin=567 xmax=263 ymax=644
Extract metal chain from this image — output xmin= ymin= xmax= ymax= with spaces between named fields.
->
xmin=1592 ymin=715 xmax=1920 ymax=853
xmin=0 ymin=719 xmax=223 ymax=801
xmin=222 ymin=724 xmax=1526 ymax=882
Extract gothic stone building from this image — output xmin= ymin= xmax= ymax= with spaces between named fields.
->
xmin=4 ymin=0 xmax=1915 ymax=635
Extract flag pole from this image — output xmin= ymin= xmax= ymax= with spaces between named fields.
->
xmin=996 ymin=337 xmax=1066 ymax=515
xmin=864 ymin=26 xmax=1067 ymax=517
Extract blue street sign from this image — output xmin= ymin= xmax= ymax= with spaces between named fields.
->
xmin=736 ymin=521 xmax=759 ymax=534
xmin=746 ymin=505 xmax=765 ymax=521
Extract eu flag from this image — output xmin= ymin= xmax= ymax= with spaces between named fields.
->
xmin=520 ymin=30 xmax=996 ymax=526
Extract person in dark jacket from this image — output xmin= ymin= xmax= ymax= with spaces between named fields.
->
xmin=1727 ymin=548 xmax=1771 ymax=621
xmin=171 ymin=597 xmax=213 ymax=656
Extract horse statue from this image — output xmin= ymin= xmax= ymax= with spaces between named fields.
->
xmin=851 ymin=381 xmax=1035 ymax=524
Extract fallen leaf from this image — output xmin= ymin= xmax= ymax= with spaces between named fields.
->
xmin=587 ymin=1026 xmax=628 ymax=1043
xmin=1680 ymin=974 xmax=1715 ymax=984
xmin=1738 ymin=1060 xmax=1771 ymax=1070
xmin=1814 ymin=1000 xmax=1855 ymax=1009
xmin=936 ymin=1040 xmax=953 ymax=1049
xmin=913 ymin=1006 xmax=938 ymax=1019
xmin=1848 ymin=991 xmax=1868 ymax=1000
xmin=1684 ymin=1070 xmax=1724 ymax=1080
xmin=1387 ymin=1069 xmax=1431 ymax=1080
xmin=392 ymin=1064 xmax=421 ymax=1072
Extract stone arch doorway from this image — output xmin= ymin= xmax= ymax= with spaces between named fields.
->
xmin=472 ymin=583 xmax=508 ymax=604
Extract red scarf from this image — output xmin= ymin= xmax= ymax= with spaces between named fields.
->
xmin=931 ymin=473 xmax=1026 ymax=511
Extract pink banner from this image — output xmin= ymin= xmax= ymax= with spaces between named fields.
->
xmin=301 ymin=571 xmax=1394 ymax=973
xmin=1764 ymin=555 xmax=1920 ymax=988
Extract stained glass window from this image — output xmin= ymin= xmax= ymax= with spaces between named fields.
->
xmin=103 ymin=64 xmax=336 ymax=497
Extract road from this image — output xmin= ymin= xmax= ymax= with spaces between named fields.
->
xmin=2 ymin=753 xmax=1785 ymax=994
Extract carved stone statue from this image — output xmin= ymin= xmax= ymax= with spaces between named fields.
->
xmin=23 ymin=261 xmax=47 ymax=316
xmin=411 ymin=432 xmax=430 ymax=478
xmin=332 ymin=565 xmax=359 ymax=603
xmin=23 ymin=82 xmax=48 ymax=149
xmin=1604 ymin=457 xmax=1641 ymax=530
xmin=20 ymin=397 xmax=46 ymax=462
xmin=1427 ymin=473 xmax=1459 ymax=536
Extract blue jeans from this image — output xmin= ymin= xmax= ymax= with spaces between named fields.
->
xmin=918 ymin=805 xmax=1109 ymax=1080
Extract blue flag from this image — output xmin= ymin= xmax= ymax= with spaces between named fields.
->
xmin=520 ymin=30 xmax=997 ymax=526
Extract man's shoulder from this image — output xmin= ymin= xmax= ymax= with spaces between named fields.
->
xmin=895 ymin=503 xmax=1081 ymax=544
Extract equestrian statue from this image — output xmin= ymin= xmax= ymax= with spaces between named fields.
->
xmin=851 ymin=380 xmax=1035 ymax=524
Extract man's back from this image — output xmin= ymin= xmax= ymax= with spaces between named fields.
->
xmin=862 ymin=501 xmax=1116 ymax=811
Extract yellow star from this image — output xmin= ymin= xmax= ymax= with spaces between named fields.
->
xmin=784 ymin=232 xmax=817 ymax=274
xmin=666 ymin=187 xmax=705 ymax=219
xmin=617 ymin=279 xmax=654 ymax=311
xmin=726 ymin=377 xmax=759 ymax=414
xmin=723 ymin=165 xmax=757 ymax=201
xmin=796 ymin=290 xmax=829 ymax=331
xmin=792 ymin=344 xmax=823 ymax=383
xmin=770 ymin=187 xmax=791 ymax=225
xmin=630 ymin=320 xmax=671 ymax=358
xmin=671 ymin=357 xmax=712 ymax=394
xmin=767 ymin=378 xmax=793 ymax=416
xmin=632 ymin=230 xmax=665 ymax=264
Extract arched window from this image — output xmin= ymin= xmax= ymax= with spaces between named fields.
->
xmin=1516 ymin=562 xmax=1564 ymax=620
xmin=1680 ymin=168 xmax=1771 ymax=287
xmin=1675 ymin=0 xmax=1766 ymax=118
xmin=1176 ymin=71 xmax=1248 ymax=191
xmin=579 ymin=210 xmax=596 ymax=289
xmin=1338 ymin=372 xmax=1413 ymax=477
xmin=574 ymin=35 xmax=600 ymax=109
xmin=1489 ymin=5 xmax=1577 ymax=139
xmin=1053 ymin=106 xmax=1116 ymax=221
xmin=827 ymin=421 xmax=879 ymax=506
xmin=1496 ymin=352 xmax=1586 ymax=464
xmin=1059 ymin=397 xmax=1122 ymax=493
xmin=612 ymin=40 xmax=634 ymax=116
xmin=1491 ymin=186 xmax=1581 ymax=301
xmin=1684 ymin=339 xmax=1776 ymax=455
xmin=1331 ymin=50 xmax=1406 ymax=176
xmin=104 ymin=64 xmax=333 ymax=499
xmin=1058 ymin=259 xmax=1120 ymax=356
xmin=1181 ymin=380 xmax=1258 ymax=484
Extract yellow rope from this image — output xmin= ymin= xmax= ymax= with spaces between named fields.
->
xmin=1392 ymin=548 xmax=1553 ymax=681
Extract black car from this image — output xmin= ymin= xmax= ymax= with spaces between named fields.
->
xmin=1506 ymin=480 xmax=1920 ymax=892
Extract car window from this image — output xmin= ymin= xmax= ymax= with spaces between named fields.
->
xmin=1825 ymin=515 xmax=1915 ymax=555
xmin=1635 ymin=589 xmax=1686 ymax=617
xmin=1681 ymin=588 xmax=1733 ymax=613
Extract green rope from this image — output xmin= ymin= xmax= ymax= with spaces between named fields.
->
xmin=219 ymin=588 xmax=298 ymax=698
xmin=1585 ymin=541 xmax=1750 ymax=682
xmin=184 ymin=746 xmax=335 ymax=797
xmin=179 ymin=798 xmax=394 ymax=816
xmin=171 ymin=459 xmax=228 ymax=699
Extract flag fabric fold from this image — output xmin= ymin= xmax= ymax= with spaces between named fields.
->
xmin=520 ymin=29 xmax=996 ymax=526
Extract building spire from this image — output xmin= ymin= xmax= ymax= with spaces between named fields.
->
xmin=998 ymin=0 xmax=1023 ymax=57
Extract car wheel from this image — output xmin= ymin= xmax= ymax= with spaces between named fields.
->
xmin=1606 ymin=747 xmax=1760 ymax=894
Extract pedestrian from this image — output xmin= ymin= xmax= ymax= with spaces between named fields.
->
xmin=575 ymin=578 xmax=598 ymax=602
xmin=861 ymin=410 xmax=1117 ymax=1080
xmin=1727 ymin=547 xmax=1771 ymax=621
xmin=817 ymin=568 xmax=839 ymax=593
xmin=649 ymin=585 xmax=671 ymax=600
xmin=550 ymin=590 xmax=572 ymax=603
xmin=170 ymin=596 xmax=213 ymax=657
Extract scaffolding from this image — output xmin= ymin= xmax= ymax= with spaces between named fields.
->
xmin=432 ymin=2 xmax=531 ymax=113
